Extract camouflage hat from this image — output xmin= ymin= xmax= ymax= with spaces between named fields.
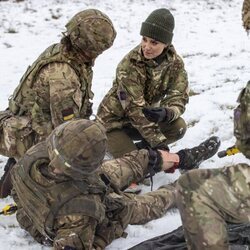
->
xmin=234 ymin=81 xmax=250 ymax=159
xmin=66 ymin=9 xmax=116 ymax=58
xmin=242 ymin=0 xmax=250 ymax=32
xmin=46 ymin=119 xmax=107 ymax=178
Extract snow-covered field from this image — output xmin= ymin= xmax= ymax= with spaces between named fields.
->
xmin=0 ymin=0 xmax=249 ymax=249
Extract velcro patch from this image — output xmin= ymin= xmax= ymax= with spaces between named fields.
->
xmin=62 ymin=108 xmax=75 ymax=121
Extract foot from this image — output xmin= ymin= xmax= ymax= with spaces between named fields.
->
xmin=0 ymin=158 xmax=16 ymax=198
xmin=177 ymin=136 xmax=221 ymax=172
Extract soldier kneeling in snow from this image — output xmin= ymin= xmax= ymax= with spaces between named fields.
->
xmin=0 ymin=8 xmax=116 ymax=198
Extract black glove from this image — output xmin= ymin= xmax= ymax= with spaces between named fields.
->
xmin=142 ymin=107 xmax=174 ymax=123
xmin=135 ymin=139 xmax=150 ymax=150
xmin=142 ymin=107 xmax=166 ymax=123
xmin=153 ymin=141 xmax=170 ymax=151
xmin=63 ymin=246 xmax=77 ymax=250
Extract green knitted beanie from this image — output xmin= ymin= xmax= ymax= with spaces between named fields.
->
xmin=140 ymin=8 xmax=175 ymax=44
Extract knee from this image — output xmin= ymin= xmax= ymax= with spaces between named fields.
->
xmin=106 ymin=129 xmax=137 ymax=158
xmin=176 ymin=171 xmax=199 ymax=210
xmin=161 ymin=117 xmax=187 ymax=141
xmin=174 ymin=117 xmax=187 ymax=140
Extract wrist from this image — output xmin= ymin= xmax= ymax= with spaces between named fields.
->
xmin=147 ymin=148 xmax=162 ymax=174
xmin=158 ymin=150 xmax=179 ymax=173
xmin=164 ymin=107 xmax=175 ymax=123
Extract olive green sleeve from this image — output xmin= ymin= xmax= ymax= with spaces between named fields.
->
xmin=116 ymin=59 xmax=167 ymax=147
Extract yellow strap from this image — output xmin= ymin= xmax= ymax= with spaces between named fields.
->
xmin=226 ymin=147 xmax=240 ymax=156
xmin=63 ymin=113 xmax=75 ymax=121
xmin=1 ymin=204 xmax=17 ymax=215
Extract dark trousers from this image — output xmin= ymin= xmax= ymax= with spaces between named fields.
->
xmin=106 ymin=117 xmax=187 ymax=158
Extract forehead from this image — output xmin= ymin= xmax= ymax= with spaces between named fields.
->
xmin=141 ymin=36 xmax=165 ymax=45
xmin=142 ymin=36 xmax=157 ymax=42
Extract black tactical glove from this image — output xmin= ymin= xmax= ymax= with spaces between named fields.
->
xmin=63 ymin=246 xmax=77 ymax=250
xmin=135 ymin=139 xmax=150 ymax=150
xmin=153 ymin=141 xmax=170 ymax=151
xmin=142 ymin=107 xmax=174 ymax=123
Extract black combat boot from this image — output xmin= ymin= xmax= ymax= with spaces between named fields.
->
xmin=0 ymin=158 xmax=16 ymax=198
xmin=177 ymin=136 xmax=221 ymax=172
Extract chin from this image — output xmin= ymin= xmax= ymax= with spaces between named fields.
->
xmin=144 ymin=54 xmax=154 ymax=59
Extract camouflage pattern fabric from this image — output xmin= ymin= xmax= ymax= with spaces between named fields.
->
xmin=176 ymin=164 xmax=250 ymax=250
xmin=11 ymin=143 xmax=176 ymax=250
xmin=46 ymin=119 xmax=107 ymax=178
xmin=1 ymin=43 xmax=94 ymax=160
xmin=176 ymin=81 xmax=250 ymax=250
xmin=242 ymin=0 xmax=250 ymax=32
xmin=0 ymin=9 xmax=116 ymax=160
xmin=97 ymin=44 xmax=189 ymax=149
xmin=234 ymin=81 xmax=250 ymax=158
xmin=66 ymin=9 xmax=116 ymax=58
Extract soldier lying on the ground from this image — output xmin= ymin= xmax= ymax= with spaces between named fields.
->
xmin=11 ymin=119 xmax=220 ymax=250
xmin=0 ymin=8 xmax=116 ymax=198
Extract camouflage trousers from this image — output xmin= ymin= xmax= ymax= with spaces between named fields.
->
xmin=122 ymin=184 xmax=176 ymax=225
xmin=176 ymin=163 xmax=250 ymax=250
xmin=106 ymin=117 xmax=187 ymax=158
xmin=101 ymin=150 xmax=177 ymax=227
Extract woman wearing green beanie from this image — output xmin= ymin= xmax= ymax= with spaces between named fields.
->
xmin=97 ymin=8 xmax=189 ymax=162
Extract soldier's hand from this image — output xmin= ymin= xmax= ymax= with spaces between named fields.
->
xmin=143 ymin=107 xmax=174 ymax=123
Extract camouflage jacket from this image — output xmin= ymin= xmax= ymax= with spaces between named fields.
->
xmin=97 ymin=45 xmax=189 ymax=147
xmin=11 ymin=142 xmax=151 ymax=250
xmin=8 ymin=43 xmax=94 ymax=141
xmin=234 ymin=81 xmax=250 ymax=158
xmin=243 ymin=0 xmax=250 ymax=32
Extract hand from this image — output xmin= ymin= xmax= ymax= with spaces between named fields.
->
xmin=142 ymin=107 xmax=167 ymax=123
xmin=143 ymin=107 xmax=174 ymax=123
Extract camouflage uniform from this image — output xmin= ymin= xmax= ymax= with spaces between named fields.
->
xmin=10 ymin=114 xmax=222 ymax=249
xmin=97 ymin=44 xmax=189 ymax=157
xmin=11 ymin=143 xmax=176 ymax=250
xmin=176 ymin=82 xmax=250 ymax=249
xmin=176 ymin=3 xmax=250 ymax=249
xmin=242 ymin=0 xmax=250 ymax=32
xmin=0 ymin=9 xmax=116 ymax=160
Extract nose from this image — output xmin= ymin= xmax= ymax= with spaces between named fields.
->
xmin=143 ymin=41 xmax=151 ymax=50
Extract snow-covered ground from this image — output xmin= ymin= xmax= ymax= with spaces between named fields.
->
xmin=0 ymin=0 xmax=249 ymax=249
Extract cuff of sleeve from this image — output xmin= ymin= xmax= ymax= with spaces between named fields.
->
xmin=165 ymin=106 xmax=179 ymax=122
xmin=148 ymin=135 xmax=168 ymax=148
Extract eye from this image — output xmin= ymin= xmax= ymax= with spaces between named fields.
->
xmin=151 ymin=40 xmax=158 ymax=45
xmin=142 ymin=37 xmax=147 ymax=42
